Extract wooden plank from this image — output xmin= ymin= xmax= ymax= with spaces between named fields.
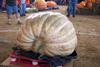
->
xmin=1 ymin=57 xmax=74 ymax=67
xmin=0 ymin=57 xmax=23 ymax=67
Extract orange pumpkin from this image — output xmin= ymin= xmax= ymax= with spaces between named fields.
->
xmin=87 ymin=0 xmax=92 ymax=2
xmin=34 ymin=0 xmax=47 ymax=10
xmin=87 ymin=3 xmax=93 ymax=9
xmin=87 ymin=0 xmax=95 ymax=3
xmin=86 ymin=0 xmax=95 ymax=3
xmin=76 ymin=1 xmax=86 ymax=8
xmin=47 ymin=1 xmax=57 ymax=7
xmin=91 ymin=0 xmax=95 ymax=3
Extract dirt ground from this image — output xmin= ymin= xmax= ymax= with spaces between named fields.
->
xmin=0 ymin=6 xmax=100 ymax=67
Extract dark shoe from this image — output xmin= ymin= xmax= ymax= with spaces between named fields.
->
xmin=20 ymin=15 xmax=24 ymax=17
xmin=20 ymin=14 xmax=26 ymax=17
xmin=18 ymin=22 xmax=21 ymax=24
xmin=72 ymin=15 xmax=75 ymax=18
xmin=7 ymin=19 xmax=12 ymax=25
xmin=66 ymin=15 xmax=70 ymax=17
xmin=7 ymin=22 xmax=11 ymax=25
xmin=23 ymin=14 xmax=26 ymax=16
xmin=17 ymin=19 xmax=21 ymax=24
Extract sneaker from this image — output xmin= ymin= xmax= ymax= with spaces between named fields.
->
xmin=23 ymin=14 xmax=26 ymax=16
xmin=17 ymin=19 xmax=21 ymax=24
xmin=7 ymin=19 xmax=12 ymax=25
xmin=20 ymin=14 xmax=26 ymax=17
xmin=20 ymin=15 xmax=24 ymax=17
xmin=72 ymin=15 xmax=75 ymax=18
xmin=66 ymin=15 xmax=70 ymax=17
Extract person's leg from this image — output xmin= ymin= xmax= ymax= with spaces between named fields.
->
xmin=0 ymin=0 xmax=3 ymax=13
xmin=0 ymin=5 xmax=1 ymax=12
xmin=67 ymin=5 xmax=73 ymax=17
xmin=13 ymin=5 xmax=21 ymax=24
xmin=67 ymin=7 xmax=70 ymax=17
xmin=6 ymin=5 xmax=12 ymax=24
xmin=23 ymin=3 xmax=26 ymax=16
xmin=20 ymin=4 xmax=23 ymax=16
xmin=72 ymin=3 xmax=76 ymax=17
xmin=20 ymin=3 xmax=26 ymax=16
xmin=67 ymin=0 xmax=73 ymax=17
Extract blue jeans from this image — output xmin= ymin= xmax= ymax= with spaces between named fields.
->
xmin=20 ymin=3 xmax=26 ymax=16
xmin=6 ymin=5 xmax=18 ymax=16
xmin=67 ymin=2 xmax=77 ymax=16
xmin=0 ymin=0 xmax=3 ymax=12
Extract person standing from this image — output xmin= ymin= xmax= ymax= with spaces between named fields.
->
xmin=20 ymin=0 xmax=26 ymax=16
xmin=3 ymin=0 xmax=21 ymax=24
xmin=67 ymin=0 xmax=77 ymax=17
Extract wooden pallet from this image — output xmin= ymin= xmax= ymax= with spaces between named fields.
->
xmin=0 ymin=57 xmax=23 ymax=67
xmin=1 ymin=57 xmax=74 ymax=67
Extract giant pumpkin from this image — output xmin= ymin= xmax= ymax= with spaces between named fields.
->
xmin=34 ymin=0 xmax=47 ymax=10
xmin=16 ymin=12 xmax=77 ymax=56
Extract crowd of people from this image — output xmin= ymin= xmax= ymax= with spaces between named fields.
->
xmin=0 ymin=0 xmax=78 ymax=24
xmin=0 ymin=0 xmax=27 ymax=24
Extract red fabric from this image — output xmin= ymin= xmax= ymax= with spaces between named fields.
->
xmin=16 ymin=0 xmax=30 ymax=6
xmin=16 ymin=0 xmax=20 ymax=5
xmin=26 ymin=0 xmax=30 ymax=5
xmin=10 ymin=51 xmax=50 ymax=67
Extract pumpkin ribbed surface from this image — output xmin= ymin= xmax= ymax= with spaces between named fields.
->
xmin=16 ymin=12 xmax=77 ymax=56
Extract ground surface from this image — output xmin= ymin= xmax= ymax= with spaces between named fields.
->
xmin=0 ymin=6 xmax=100 ymax=67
